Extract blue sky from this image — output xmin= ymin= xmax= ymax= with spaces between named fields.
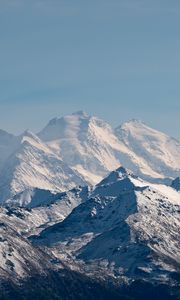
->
xmin=0 ymin=0 xmax=180 ymax=138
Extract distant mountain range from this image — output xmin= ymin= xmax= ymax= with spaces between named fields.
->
xmin=0 ymin=111 xmax=179 ymax=205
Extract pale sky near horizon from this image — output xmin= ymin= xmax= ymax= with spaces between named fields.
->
xmin=0 ymin=0 xmax=180 ymax=139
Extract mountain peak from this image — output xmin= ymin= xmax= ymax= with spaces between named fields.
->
xmin=116 ymin=166 xmax=129 ymax=174
xmin=47 ymin=111 xmax=90 ymax=127
xmin=121 ymin=118 xmax=146 ymax=128
xmin=116 ymin=166 xmax=135 ymax=177
xmin=115 ymin=119 xmax=150 ymax=136
xmin=20 ymin=130 xmax=41 ymax=144
xmin=22 ymin=129 xmax=35 ymax=137
xmin=171 ymin=177 xmax=180 ymax=191
xmin=72 ymin=110 xmax=89 ymax=118
xmin=47 ymin=117 xmax=59 ymax=126
xmin=96 ymin=166 xmax=138 ymax=190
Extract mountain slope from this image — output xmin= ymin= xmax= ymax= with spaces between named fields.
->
xmin=0 ymin=215 xmax=53 ymax=279
xmin=0 ymin=131 xmax=85 ymax=204
xmin=115 ymin=119 xmax=180 ymax=182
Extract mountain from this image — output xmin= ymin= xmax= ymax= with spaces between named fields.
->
xmin=0 ymin=112 xmax=179 ymax=298
xmin=0 ymin=130 xmax=85 ymax=204
xmin=39 ymin=112 xmax=180 ymax=184
xmin=35 ymin=167 xmax=180 ymax=286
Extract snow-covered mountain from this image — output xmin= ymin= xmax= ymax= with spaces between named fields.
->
xmin=36 ymin=167 xmax=180 ymax=284
xmin=39 ymin=111 xmax=180 ymax=185
xmin=0 ymin=130 xmax=85 ymax=204
xmin=0 ymin=111 xmax=178 ymax=298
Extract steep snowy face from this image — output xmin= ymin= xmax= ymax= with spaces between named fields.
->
xmin=38 ymin=111 xmax=122 ymax=184
xmin=0 ymin=131 xmax=85 ymax=204
xmin=36 ymin=167 xmax=180 ymax=282
xmin=171 ymin=177 xmax=180 ymax=191
xmin=115 ymin=119 xmax=180 ymax=181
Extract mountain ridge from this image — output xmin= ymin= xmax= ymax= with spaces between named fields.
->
xmin=0 ymin=111 xmax=179 ymax=205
